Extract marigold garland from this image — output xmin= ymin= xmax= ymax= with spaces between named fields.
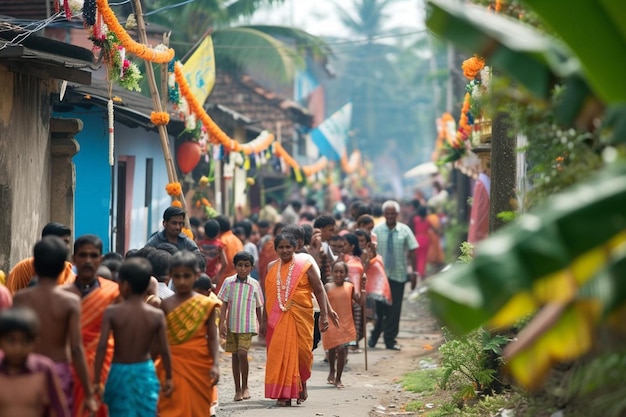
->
xmin=96 ymin=0 xmax=175 ymax=64
xmin=165 ymin=182 xmax=182 ymax=197
xmin=174 ymin=62 xmax=238 ymax=150
xmin=302 ymin=157 xmax=328 ymax=177
xmin=182 ymin=227 xmax=194 ymax=240
xmin=150 ymin=111 xmax=170 ymax=126
xmin=456 ymin=92 xmax=473 ymax=144
xmin=171 ymin=200 xmax=183 ymax=208
xmin=273 ymin=142 xmax=298 ymax=169
xmin=462 ymin=55 xmax=485 ymax=80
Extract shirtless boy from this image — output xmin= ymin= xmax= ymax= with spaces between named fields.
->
xmin=94 ymin=257 xmax=173 ymax=415
xmin=13 ymin=236 xmax=97 ymax=414
xmin=0 ymin=307 xmax=70 ymax=417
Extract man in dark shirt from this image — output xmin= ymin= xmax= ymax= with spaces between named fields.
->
xmin=145 ymin=207 xmax=202 ymax=256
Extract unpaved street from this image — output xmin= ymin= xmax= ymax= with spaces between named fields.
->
xmin=216 ymin=290 xmax=443 ymax=417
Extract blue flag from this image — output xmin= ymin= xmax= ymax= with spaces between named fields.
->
xmin=310 ymin=103 xmax=352 ymax=160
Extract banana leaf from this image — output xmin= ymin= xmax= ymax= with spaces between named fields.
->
xmin=523 ymin=0 xmax=626 ymax=104
xmin=428 ymin=161 xmax=626 ymax=335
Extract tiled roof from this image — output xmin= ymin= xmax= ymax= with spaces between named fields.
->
xmin=208 ymin=70 xmax=312 ymax=138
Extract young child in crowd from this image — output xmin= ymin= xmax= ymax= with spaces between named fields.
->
xmin=193 ymin=273 xmax=221 ymax=417
xmin=13 ymin=236 xmax=96 ymax=415
xmin=217 ymin=251 xmax=265 ymax=402
xmin=95 ymin=258 xmax=173 ymax=416
xmin=157 ymin=251 xmax=220 ymax=417
xmin=0 ymin=306 xmax=70 ymax=417
xmin=198 ymin=219 xmax=227 ymax=285
xmin=322 ymin=261 xmax=364 ymax=389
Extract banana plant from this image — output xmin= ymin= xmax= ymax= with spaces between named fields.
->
xmin=426 ymin=0 xmax=626 ymax=389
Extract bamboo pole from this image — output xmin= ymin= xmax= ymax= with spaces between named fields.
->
xmin=160 ymin=32 xmax=171 ymax=112
xmin=131 ymin=0 xmax=190 ymax=228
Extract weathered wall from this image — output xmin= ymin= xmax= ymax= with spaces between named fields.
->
xmin=0 ymin=64 xmax=54 ymax=272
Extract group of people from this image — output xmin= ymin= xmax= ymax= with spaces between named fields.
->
xmin=0 ymin=194 xmax=430 ymax=416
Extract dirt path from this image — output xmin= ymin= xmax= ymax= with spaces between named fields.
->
xmin=216 ymin=289 xmax=443 ymax=417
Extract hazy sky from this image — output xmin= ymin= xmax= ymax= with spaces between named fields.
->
xmin=250 ymin=0 xmax=426 ymax=39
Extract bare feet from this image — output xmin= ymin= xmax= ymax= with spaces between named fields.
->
xmin=276 ymin=399 xmax=291 ymax=407
xmin=297 ymin=382 xmax=308 ymax=404
xmin=335 ymin=380 xmax=345 ymax=389
xmin=242 ymin=388 xmax=251 ymax=400
xmin=327 ymin=376 xmax=336 ymax=385
xmin=234 ymin=391 xmax=243 ymax=401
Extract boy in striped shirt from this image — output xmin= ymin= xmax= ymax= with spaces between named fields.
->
xmin=217 ymin=251 xmax=265 ymax=402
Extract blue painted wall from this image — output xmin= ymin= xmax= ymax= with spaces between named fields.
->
xmin=57 ymin=107 xmax=175 ymax=253
xmin=114 ymin=123 xmax=173 ymax=251
xmin=54 ymin=108 xmax=112 ymax=249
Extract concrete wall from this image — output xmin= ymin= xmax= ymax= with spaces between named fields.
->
xmin=0 ymin=65 xmax=54 ymax=272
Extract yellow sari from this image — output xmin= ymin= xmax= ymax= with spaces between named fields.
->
xmin=264 ymin=257 xmax=313 ymax=400
xmin=157 ymin=295 xmax=219 ymax=417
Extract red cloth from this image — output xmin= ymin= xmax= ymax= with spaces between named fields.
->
xmin=412 ymin=216 xmax=431 ymax=277
xmin=468 ymin=174 xmax=490 ymax=245
xmin=198 ymin=238 xmax=225 ymax=278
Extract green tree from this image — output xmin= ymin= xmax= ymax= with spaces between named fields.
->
xmin=329 ymin=0 xmax=447 ymax=169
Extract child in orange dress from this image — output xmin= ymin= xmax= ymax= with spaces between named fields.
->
xmin=321 ymin=261 xmax=364 ymax=388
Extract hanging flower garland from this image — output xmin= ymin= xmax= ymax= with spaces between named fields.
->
xmin=171 ymin=200 xmax=183 ymax=208
xmin=462 ymin=55 xmax=485 ymax=80
xmin=150 ymin=111 xmax=170 ymax=126
xmin=174 ymin=62 xmax=237 ymax=150
xmin=456 ymin=92 xmax=473 ymax=143
xmin=181 ymin=227 xmax=194 ymax=240
xmin=302 ymin=157 xmax=328 ymax=177
xmin=240 ymin=131 xmax=275 ymax=155
xmin=165 ymin=182 xmax=182 ymax=197
xmin=96 ymin=0 xmax=175 ymax=64
xmin=340 ymin=150 xmax=362 ymax=174
xmin=91 ymin=31 xmax=142 ymax=91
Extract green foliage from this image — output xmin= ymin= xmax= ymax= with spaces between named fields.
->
xmin=439 ymin=327 xmax=509 ymax=399
xmin=486 ymin=78 xmax=605 ymax=210
xmin=401 ymin=368 xmax=444 ymax=394
xmin=496 ymin=210 xmax=516 ymax=223
xmin=457 ymin=241 xmax=474 ymax=264
xmin=570 ymin=352 xmax=626 ymax=417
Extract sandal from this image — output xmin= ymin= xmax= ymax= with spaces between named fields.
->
xmin=276 ymin=399 xmax=292 ymax=407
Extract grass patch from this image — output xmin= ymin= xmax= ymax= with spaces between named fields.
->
xmin=401 ymin=368 xmax=444 ymax=394
xmin=405 ymin=400 xmax=424 ymax=412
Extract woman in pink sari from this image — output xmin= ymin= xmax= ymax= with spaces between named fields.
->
xmin=412 ymin=206 xmax=431 ymax=278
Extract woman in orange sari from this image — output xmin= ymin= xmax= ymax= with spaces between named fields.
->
xmin=264 ymin=234 xmax=338 ymax=407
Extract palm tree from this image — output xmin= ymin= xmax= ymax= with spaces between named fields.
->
xmin=328 ymin=0 xmax=446 ymax=165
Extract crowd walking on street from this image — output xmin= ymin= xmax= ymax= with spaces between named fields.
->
xmin=0 ymin=195 xmax=446 ymax=416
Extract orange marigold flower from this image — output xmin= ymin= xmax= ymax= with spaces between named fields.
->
xmin=201 ymin=198 xmax=210 ymax=206
xmin=165 ymin=182 xmax=182 ymax=197
xmin=171 ymin=200 xmax=183 ymax=208
xmin=196 ymin=200 xmax=201 ymax=208
xmin=462 ymin=55 xmax=485 ymax=80
xmin=96 ymin=0 xmax=175 ymax=63
xmin=182 ymin=227 xmax=194 ymax=240
xmin=150 ymin=111 xmax=170 ymax=126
